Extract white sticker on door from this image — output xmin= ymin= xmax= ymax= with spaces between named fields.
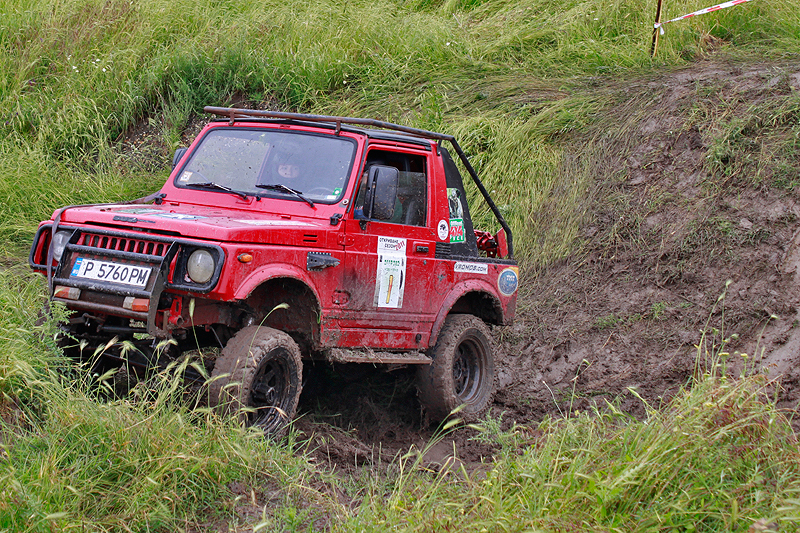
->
xmin=375 ymin=237 xmax=407 ymax=308
xmin=454 ymin=262 xmax=489 ymax=275
xmin=437 ymin=219 xmax=449 ymax=241
xmin=377 ymin=236 xmax=407 ymax=254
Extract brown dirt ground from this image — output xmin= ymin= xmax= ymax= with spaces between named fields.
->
xmin=497 ymin=60 xmax=800 ymax=431
xmin=115 ymin=59 xmax=800 ymax=472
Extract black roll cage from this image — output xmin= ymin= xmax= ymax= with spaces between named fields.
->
xmin=204 ymin=106 xmax=514 ymax=258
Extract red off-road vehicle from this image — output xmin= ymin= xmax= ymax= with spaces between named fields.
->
xmin=30 ymin=107 xmax=518 ymax=433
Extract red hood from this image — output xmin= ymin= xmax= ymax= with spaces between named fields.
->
xmin=53 ymin=203 xmax=330 ymax=245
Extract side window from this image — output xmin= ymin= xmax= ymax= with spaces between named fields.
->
xmin=354 ymin=150 xmax=427 ymax=226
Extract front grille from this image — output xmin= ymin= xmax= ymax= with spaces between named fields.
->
xmin=78 ymin=233 xmax=169 ymax=257
xmin=31 ymin=224 xmax=223 ymax=335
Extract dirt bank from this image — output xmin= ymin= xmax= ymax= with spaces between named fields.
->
xmin=499 ymin=60 xmax=800 ymax=425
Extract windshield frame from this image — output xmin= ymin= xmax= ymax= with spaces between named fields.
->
xmin=173 ymin=126 xmax=358 ymax=205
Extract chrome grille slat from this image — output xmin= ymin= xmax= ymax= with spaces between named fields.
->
xmin=77 ymin=233 xmax=169 ymax=258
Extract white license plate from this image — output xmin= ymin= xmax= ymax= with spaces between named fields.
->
xmin=70 ymin=257 xmax=152 ymax=288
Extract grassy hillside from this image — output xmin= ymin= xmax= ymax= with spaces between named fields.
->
xmin=3 ymin=0 xmax=798 ymax=260
xmin=2 ymin=0 xmax=800 ymax=530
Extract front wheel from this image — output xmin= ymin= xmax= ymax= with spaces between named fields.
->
xmin=416 ymin=314 xmax=495 ymax=424
xmin=209 ymin=326 xmax=303 ymax=435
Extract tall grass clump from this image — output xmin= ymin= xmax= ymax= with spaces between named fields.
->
xmin=460 ymin=0 xmax=800 ymax=76
xmin=0 ymin=143 xmax=164 ymax=254
xmin=0 ymin=0 xmax=462 ymax=161
xmin=0 ymin=266 xmax=61 ymax=405
xmin=0 ymin=266 xmax=332 ymax=531
xmin=345 ymin=372 xmax=800 ymax=531
xmin=0 ymin=342 xmax=327 ymax=530
xmin=0 ymin=378 xmax=310 ymax=531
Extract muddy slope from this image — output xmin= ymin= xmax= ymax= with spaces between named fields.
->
xmin=498 ymin=60 xmax=800 ymax=425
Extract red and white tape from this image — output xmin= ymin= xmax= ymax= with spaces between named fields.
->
xmin=654 ymin=0 xmax=753 ymax=33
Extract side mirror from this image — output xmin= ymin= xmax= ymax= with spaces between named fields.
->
xmin=366 ymin=165 xmax=398 ymax=221
xmin=172 ymin=148 xmax=188 ymax=170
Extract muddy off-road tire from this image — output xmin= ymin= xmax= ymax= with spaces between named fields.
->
xmin=416 ymin=314 xmax=495 ymax=424
xmin=209 ymin=326 xmax=303 ymax=435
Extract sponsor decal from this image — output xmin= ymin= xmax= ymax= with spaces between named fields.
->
xmin=454 ymin=262 xmax=489 ymax=275
xmin=114 ymin=208 xmax=162 ymax=215
xmin=116 ymin=207 xmax=207 ymax=220
xmin=234 ymin=219 xmax=316 ymax=226
xmin=447 ymin=188 xmax=466 ymax=243
xmin=377 ymin=236 xmax=407 ymax=254
xmin=375 ymin=237 xmax=407 ymax=309
xmin=449 ymin=219 xmax=465 ymax=243
xmin=179 ymin=171 xmax=192 ymax=182
xmin=447 ymin=188 xmax=464 ymax=218
xmin=154 ymin=213 xmax=205 ymax=220
xmin=437 ymin=219 xmax=449 ymax=241
xmin=497 ymin=267 xmax=519 ymax=297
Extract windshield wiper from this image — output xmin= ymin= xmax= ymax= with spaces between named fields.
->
xmin=189 ymin=182 xmax=249 ymax=201
xmin=256 ymin=184 xmax=315 ymax=208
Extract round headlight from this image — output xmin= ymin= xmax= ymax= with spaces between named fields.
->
xmin=52 ymin=230 xmax=72 ymax=261
xmin=186 ymin=250 xmax=215 ymax=284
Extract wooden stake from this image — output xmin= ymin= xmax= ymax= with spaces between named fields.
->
xmin=650 ymin=0 xmax=664 ymax=57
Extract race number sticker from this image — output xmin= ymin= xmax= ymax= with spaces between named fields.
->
xmin=377 ymin=235 xmax=407 ymax=254
xmin=375 ymin=236 xmax=407 ymax=308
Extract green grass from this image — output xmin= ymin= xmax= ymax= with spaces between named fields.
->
xmin=2 ymin=262 xmax=800 ymax=530
xmin=1 ymin=0 xmax=800 ymax=529
xmin=2 ymin=0 xmax=799 ymax=261
xmin=342 ymin=376 xmax=800 ymax=532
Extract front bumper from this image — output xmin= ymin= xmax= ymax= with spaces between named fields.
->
xmin=30 ymin=225 xmax=224 ymax=336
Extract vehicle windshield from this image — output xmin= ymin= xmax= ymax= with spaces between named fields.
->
xmin=175 ymin=127 xmax=357 ymax=203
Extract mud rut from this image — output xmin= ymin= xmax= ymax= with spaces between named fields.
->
xmin=293 ymin=61 xmax=800 ymax=470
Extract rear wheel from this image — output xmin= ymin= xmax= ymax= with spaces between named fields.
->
xmin=416 ymin=314 xmax=495 ymax=424
xmin=209 ymin=326 xmax=302 ymax=435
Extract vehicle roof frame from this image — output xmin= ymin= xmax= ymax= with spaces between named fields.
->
xmin=204 ymin=106 xmax=514 ymax=258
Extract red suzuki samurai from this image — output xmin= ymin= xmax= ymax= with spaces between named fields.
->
xmin=29 ymin=107 xmax=518 ymax=433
